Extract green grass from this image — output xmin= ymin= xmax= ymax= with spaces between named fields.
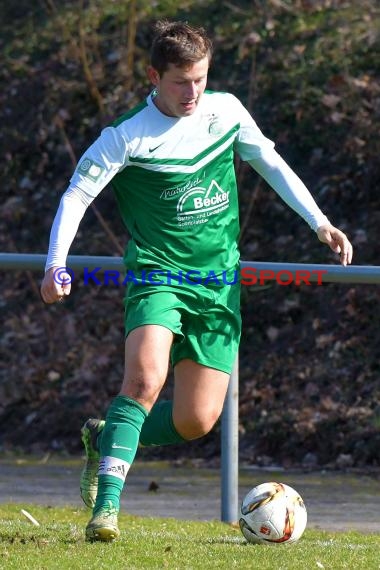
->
xmin=0 ymin=505 xmax=379 ymax=570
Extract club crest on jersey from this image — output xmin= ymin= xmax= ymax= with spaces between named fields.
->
xmin=77 ymin=157 xmax=104 ymax=181
xmin=208 ymin=115 xmax=224 ymax=136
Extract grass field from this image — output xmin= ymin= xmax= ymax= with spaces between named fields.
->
xmin=0 ymin=504 xmax=379 ymax=570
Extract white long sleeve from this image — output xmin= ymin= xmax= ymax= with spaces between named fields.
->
xmin=248 ymin=147 xmax=329 ymax=231
xmin=44 ymin=186 xmax=94 ymax=271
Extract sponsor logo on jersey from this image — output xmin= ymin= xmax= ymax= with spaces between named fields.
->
xmin=77 ymin=157 xmax=104 ymax=181
xmin=160 ymin=175 xmax=206 ymax=200
xmin=177 ymin=180 xmax=229 ymax=217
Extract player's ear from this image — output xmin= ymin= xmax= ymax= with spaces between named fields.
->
xmin=147 ymin=66 xmax=160 ymax=87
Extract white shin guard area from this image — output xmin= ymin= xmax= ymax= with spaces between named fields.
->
xmin=98 ymin=456 xmax=131 ymax=481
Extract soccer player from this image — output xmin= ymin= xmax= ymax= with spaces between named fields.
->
xmin=40 ymin=20 xmax=353 ymax=541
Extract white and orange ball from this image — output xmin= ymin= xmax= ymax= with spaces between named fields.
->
xmin=239 ymin=482 xmax=307 ymax=545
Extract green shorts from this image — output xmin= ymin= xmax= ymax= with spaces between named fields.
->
xmin=124 ymin=281 xmax=241 ymax=374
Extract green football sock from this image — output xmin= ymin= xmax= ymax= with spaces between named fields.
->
xmin=94 ymin=395 xmax=148 ymax=514
xmin=139 ymin=400 xmax=187 ymax=446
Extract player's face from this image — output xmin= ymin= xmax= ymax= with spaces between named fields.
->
xmin=148 ymin=57 xmax=209 ymax=117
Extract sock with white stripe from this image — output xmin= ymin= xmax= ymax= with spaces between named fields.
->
xmin=94 ymin=395 xmax=148 ymax=514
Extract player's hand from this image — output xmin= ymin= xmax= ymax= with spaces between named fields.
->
xmin=40 ymin=266 xmax=72 ymax=304
xmin=316 ymin=223 xmax=353 ymax=266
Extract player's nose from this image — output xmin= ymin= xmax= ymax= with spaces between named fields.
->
xmin=184 ymin=81 xmax=198 ymax=99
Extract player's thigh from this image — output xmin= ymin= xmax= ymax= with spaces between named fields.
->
xmin=172 ymin=359 xmax=229 ymax=438
xmin=121 ymin=287 xmax=184 ymax=407
xmin=120 ymin=324 xmax=174 ymax=408
xmin=171 ymin=282 xmax=241 ymax=376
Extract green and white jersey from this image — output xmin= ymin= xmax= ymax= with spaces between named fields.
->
xmin=70 ymin=90 xmax=275 ymax=277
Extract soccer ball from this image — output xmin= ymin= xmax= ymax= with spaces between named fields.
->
xmin=239 ymin=482 xmax=307 ymax=545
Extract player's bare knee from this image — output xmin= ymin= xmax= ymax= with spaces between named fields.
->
xmin=121 ymin=370 xmax=166 ymax=407
xmin=176 ymin=410 xmax=220 ymax=440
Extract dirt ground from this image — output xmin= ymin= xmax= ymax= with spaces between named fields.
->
xmin=0 ymin=458 xmax=379 ymax=533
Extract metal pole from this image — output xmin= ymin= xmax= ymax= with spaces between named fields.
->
xmin=0 ymin=253 xmax=124 ymax=272
xmin=221 ymin=355 xmax=239 ymax=522
xmin=1 ymin=253 xmax=380 ymax=284
xmin=239 ymin=260 xmax=380 ymax=284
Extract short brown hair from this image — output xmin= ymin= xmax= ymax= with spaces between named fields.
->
xmin=150 ymin=20 xmax=213 ymax=75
